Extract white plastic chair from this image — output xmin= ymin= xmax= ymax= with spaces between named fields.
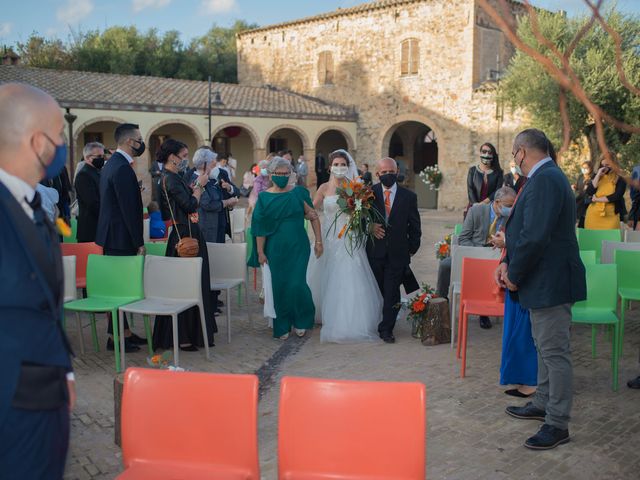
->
xmin=63 ymin=255 xmax=85 ymax=354
xmin=118 ymin=256 xmax=209 ymax=369
xmin=451 ymin=234 xmax=459 ymax=246
xmin=143 ymin=218 xmax=150 ymax=243
xmin=448 ymin=245 xmax=501 ymax=348
xmin=625 ymin=229 xmax=640 ymax=243
xmin=601 ymin=240 xmax=640 ymax=264
xmin=230 ymin=207 xmax=246 ymax=243
xmin=207 ymin=242 xmax=248 ymax=343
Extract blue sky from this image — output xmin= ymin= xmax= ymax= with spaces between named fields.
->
xmin=1 ymin=0 xmax=639 ymax=47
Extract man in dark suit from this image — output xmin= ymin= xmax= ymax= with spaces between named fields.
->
xmin=315 ymin=152 xmax=328 ymax=186
xmin=74 ymin=141 xmax=104 ymax=242
xmin=0 ymin=83 xmax=75 ymax=478
xmin=95 ymin=123 xmax=147 ymax=352
xmin=497 ymin=129 xmax=586 ymax=450
xmin=368 ymin=157 xmax=422 ymax=343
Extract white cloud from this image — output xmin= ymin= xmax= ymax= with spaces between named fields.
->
xmin=0 ymin=22 xmax=12 ymax=38
xmin=56 ymin=0 xmax=94 ymax=25
xmin=132 ymin=0 xmax=171 ymax=13
xmin=201 ymin=0 xmax=236 ymax=14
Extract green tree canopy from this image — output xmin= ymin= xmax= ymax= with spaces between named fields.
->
xmin=500 ymin=9 xmax=640 ymax=170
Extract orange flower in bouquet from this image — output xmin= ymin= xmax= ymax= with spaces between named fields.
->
xmin=435 ymin=234 xmax=452 ymax=260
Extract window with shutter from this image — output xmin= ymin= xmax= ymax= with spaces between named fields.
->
xmin=317 ymin=51 xmax=334 ymax=85
xmin=401 ymin=38 xmax=419 ymax=76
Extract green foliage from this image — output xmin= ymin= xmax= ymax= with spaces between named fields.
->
xmin=501 ymin=9 xmax=640 ymax=170
xmin=14 ymin=20 xmax=258 ymax=83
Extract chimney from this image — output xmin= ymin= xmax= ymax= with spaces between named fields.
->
xmin=2 ymin=48 xmax=20 ymax=66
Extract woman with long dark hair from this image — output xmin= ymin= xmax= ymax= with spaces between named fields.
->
xmin=466 ymin=142 xmax=504 ymax=215
xmin=152 ymin=139 xmax=217 ymax=351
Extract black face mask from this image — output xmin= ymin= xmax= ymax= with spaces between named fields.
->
xmin=131 ymin=139 xmax=146 ymax=157
xmin=92 ymin=156 xmax=105 ymax=170
xmin=379 ymin=173 xmax=397 ymax=188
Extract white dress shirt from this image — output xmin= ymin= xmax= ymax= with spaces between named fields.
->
xmin=0 ymin=167 xmax=36 ymax=219
xmin=116 ymin=148 xmax=134 ymax=164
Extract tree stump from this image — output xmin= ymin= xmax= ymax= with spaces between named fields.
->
xmin=114 ymin=374 xmax=124 ymax=447
xmin=420 ymin=297 xmax=451 ymax=346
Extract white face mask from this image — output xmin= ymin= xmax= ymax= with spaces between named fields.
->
xmin=581 ymin=167 xmax=590 ymax=175
xmin=331 ymin=165 xmax=349 ymax=178
xmin=260 ymin=168 xmax=269 ymax=176
xmin=510 ymin=167 xmax=517 ymax=175
xmin=209 ymin=167 xmax=220 ymax=180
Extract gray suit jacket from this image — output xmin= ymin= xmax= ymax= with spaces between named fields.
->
xmin=459 ymin=203 xmax=491 ymax=247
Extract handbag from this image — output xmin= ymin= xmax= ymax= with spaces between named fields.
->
xmin=162 ymin=175 xmax=200 ymax=257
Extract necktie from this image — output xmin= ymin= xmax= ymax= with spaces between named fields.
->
xmin=384 ymin=190 xmax=391 ymax=218
xmin=28 ymin=192 xmax=53 ymax=260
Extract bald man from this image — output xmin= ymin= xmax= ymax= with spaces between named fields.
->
xmin=0 ymin=83 xmax=75 ymax=478
xmin=368 ymin=157 xmax=422 ymax=343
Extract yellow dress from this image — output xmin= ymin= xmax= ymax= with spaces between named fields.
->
xmin=584 ymin=173 xmax=620 ymax=229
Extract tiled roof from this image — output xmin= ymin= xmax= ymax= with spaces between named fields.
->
xmin=0 ymin=65 xmax=356 ymax=121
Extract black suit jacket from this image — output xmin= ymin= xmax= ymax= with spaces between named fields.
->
xmin=95 ymin=152 xmax=143 ymax=251
xmin=504 ymin=161 xmax=586 ymax=309
xmin=368 ymin=183 xmax=421 ymax=267
xmin=74 ymin=164 xmax=100 ymax=242
xmin=467 ymin=166 xmax=503 ymax=203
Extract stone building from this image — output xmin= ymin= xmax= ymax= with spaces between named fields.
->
xmin=237 ymin=0 xmax=527 ymax=208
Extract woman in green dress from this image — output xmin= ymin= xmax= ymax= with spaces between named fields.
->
xmin=253 ymin=157 xmax=323 ymax=339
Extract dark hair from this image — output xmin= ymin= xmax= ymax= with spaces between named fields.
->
xmin=147 ymin=201 xmax=159 ymax=213
xmin=480 ymin=142 xmax=502 ymax=173
xmin=362 ymin=163 xmax=369 ymax=169
xmin=277 ymin=149 xmax=292 ymax=157
xmin=156 ymin=138 xmax=187 ymax=164
xmin=114 ymin=123 xmax=140 ymax=144
xmin=329 ymin=150 xmax=351 ymax=166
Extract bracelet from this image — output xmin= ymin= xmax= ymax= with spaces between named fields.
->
xmin=315 ymin=242 xmax=323 ymax=245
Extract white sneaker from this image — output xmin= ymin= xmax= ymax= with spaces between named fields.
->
xmin=279 ymin=333 xmax=290 ymax=340
xmin=294 ymin=328 xmax=306 ymax=337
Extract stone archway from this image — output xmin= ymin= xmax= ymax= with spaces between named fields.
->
xmin=314 ymin=127 xmax=355 ymax=158
xmin=73 ymin=116 xmax=127 ymax=175
xmin=265 ymin=125 xmax=309 ymax=159
xmin=211 ymin=123 xmax=259 ymax=181
xmin=382 ymin=119 xmax=439 ymax=209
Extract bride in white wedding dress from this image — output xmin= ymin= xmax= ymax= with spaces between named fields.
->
xmin=307 ymin=149 xmax=382 ymax=343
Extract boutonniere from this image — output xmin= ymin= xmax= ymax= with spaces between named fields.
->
xmin=56 ymin=218 xmax=72 ymax=237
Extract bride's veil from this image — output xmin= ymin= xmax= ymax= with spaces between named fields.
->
xmin=331 ymin=149 xmax=359 ymax=180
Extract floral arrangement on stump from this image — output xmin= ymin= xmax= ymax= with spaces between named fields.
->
xmin=147 ymin=351 xmax=184 ymax=371
xmin=435 ymin=233 xmax=452 ymax=260
xmin=401 ymin=284 xmax=439 ymax=339
xmin=419 ymin=165 xmax=443 ymax=191
xmin=329 ymin=177 xmax=386 ymax=255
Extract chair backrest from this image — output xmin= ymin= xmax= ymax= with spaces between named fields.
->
xmin=460 ymin=257 xmax=502 ymax=303
xmin=60 ymin=242 xmax=103 ymax=283
xmin=62 ymin=255 xmax=76 ymax=302
xmin=143 ymin=255 xmax=202 ymax=302
xmin=278 ymin=376 xmax=426 ymax=480
xmin=579 ymin=250 xmax=596 ymax=266
xmin=614 ymin=250 xmax=640 ymax=291
xmin=207 ymin=242 xmax=248 ymax=282
xmin=86 ymin=254 xmax=144 ymax=299
xmin=574 ymin=264 xmax=617 ymax=311
xmin=230 ymin=207 xmax=246 ymax=235
xmin=144 ymin=242 xmax=167 ymax=257
xmin=577 ymin=228 xmax=621 ymax=262
xmin=450 ymin=245 xmax=501 ymax=287
xmin=601 ymin=240 xmax=640 ymax=264
xmin=121 ymin=368 xmax=259 ymax=477
xmin=143 ymin=218 xmax=150 ymax=242
xmin=63 ymin=217 xmax=78 ymax=243
xmin=451 ymin=234 xmax=459 ymax=246
xmin=625 ymin=229 xmax=640 ymax=243
xmin=453 ymin=223 xmax=463 ymax=235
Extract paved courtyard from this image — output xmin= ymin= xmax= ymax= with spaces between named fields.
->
xmin=63 ymin=209 xmax=640 ymax=480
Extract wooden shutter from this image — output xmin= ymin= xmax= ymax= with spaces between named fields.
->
xmin=401 ymin=40 xmax=409 ymax=75
xmin=410 ymin=39 xmax=419 ymax=74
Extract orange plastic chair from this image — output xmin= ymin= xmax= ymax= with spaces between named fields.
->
xmin=456 ymin=257 xmax=504 ymax=378
xmin=60 ymin=242 xmax=103 ymax=289
xmin=278 ymin=376 xmax=426 ymax=480
xmin=118 ymin=368 xmax=260 ymax=480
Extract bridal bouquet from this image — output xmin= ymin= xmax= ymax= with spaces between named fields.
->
xmin=329 ymin=177 xmax=386 ymax=255
xmin=419 ymin=165 xmax=442 ymax=191
xmin=435 ymin=234 xmax=452 ymax=260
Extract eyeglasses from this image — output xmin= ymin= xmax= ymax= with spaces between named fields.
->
xmin=480 ymin=149 xmax=492 ymax=154
xmin=272 ymin=172 xmax=290 ymax=176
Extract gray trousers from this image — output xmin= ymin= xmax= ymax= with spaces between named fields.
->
xmin=436 ymin=257 xmax=452 ymax=298
xmin=529 ymin=303 xmax=573 ymax=430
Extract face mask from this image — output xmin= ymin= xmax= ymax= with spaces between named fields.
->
xmin=272 ymin=175 xmax=289 ymax=188
xmin=260 ymin=168 xmax=269 ymax=176
xmin=36 ymin=133 xmax=67 ymax=180
xmin=581 ymin=168 xmax=590 ymax=175
xmin=510 ymin=167 xmax=517 ymax=175
xmin=209 ymin=167 xmax=220 ymax=180
xmin=331 ymin=165 xmax=349 ymax=178
xmin=178 ymin=159 xmax=189 ymax=172
xmin=93 ymin=156 xmax=105 ymax=170
xmin=131 ymin=139 xmax=146 ymax=157
xmin=500 ymin=206 xmax=512 ymax=217
xmin=379 ymin=173 xmax=397 ymax=188
xmin=480 ymin=154 xmax=493 ymax=165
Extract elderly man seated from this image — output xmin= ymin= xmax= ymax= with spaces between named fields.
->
xmin=436 ymin=186 xmax=516 ymax=329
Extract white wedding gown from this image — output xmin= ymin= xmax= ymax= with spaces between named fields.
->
xmin=307 ymin=195 xmax=382 ymax=343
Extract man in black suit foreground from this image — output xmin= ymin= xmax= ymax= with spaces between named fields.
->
xmin=497 ymin=129 xmax=586 ymax=450
xmin=95 ymin=123 xmax=147 ymax=352
xmin=368 ymin=157 xmax=422 ymax=343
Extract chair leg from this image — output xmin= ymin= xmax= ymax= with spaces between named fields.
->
xmin=112 ymin=310 xmax=121 ymax=373
xmin=253 ymin=268 xmax=257 ymax=291
xmin=450 ymin=292 xmax=456 ymax=350
xmin=461 ymin=313 xmax=469 ymax=378
xmin=237 ymin=284 xmax=242 ymax=308
xmin=612 ymin=323 xmax=620 ymax=391
xmin=143 ymin=315 xmax=153 ymax=355
xmin=456 ymin=303 xmax=464 ymax=359
xmin=591 ymin=325 xmax=597 ymax=359
xmin=244 ymin=281 xmax=249 ymax=306
xmin=90 ymin=313 xmax=99 ymax=352
xmin=227 ymin=288 xmax=232 ymax=343
xmin=198 ymin=304 xmax=210 ymax=360
xmin=171 ymin=313 xmax=179 ymax=367
xmin=619 ymin=298 xmax=627 ymax=356
xmin=76 ymin=312 xmax=85 ymax=355
xmin=118 ymin=310 xmax=126 ymax=371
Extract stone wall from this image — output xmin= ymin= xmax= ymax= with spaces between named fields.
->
xmin=237 ymin=0 xmax=528 ymax=208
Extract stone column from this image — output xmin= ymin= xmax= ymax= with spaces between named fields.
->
xmin=253 ymin=147 xmax=267 ymax=162
xmin=303 ymin=147 xmax=317 ymax=190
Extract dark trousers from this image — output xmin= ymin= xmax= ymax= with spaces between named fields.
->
xmin=103 ymin=247 xmax=137 ymax=334
xmin=0 ymin=405 xmax=70 ymax=479
xmin=370 ymin=258 xmax=405 ymax=337
xmin=436 ymin=257 xmax=452 ymax=299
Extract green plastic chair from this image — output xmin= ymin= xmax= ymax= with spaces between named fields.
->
xmin=614 ymin=249 xmax=640 ymax=357
xmin=454 ymin=223 xmax=463 ymax=236
xmin=63 ymin=254 xmax=145 ymax=372
xmin=63 ymin=218 xmax=78 ymax=243
xmin=576 ymin=228 xmax=621 ymax=263
xmin=579 ymin=250 xmax=596 ymax=265
xmin=571 ymin=263 xmax=620 ymax=391
xmin=145 ymin=242 xmax=168 ymax=257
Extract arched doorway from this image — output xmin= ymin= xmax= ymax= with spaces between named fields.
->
xmin=73 ymin=118 xmax=123 ymax=177
xmin=266 ymin=127 xmax=305 ymax=160
xmin=315 ymin=129 xmax=349 ymax=159
xmin=211 ymin=124 xmax=258 ymax=182
xmin=383 ymin=121 xmax=438 ymax=209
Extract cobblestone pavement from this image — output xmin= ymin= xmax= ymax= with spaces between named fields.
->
xmin=63 ymin=209 xmax=640 ymax=480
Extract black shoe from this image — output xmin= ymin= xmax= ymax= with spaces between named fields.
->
xmin=381 ymin=334 xmax=395 ymax=344
xmin=127 ymin=333 xmax=147 ymax=345
xmin=505 ymin=388 xmax=535 ymax=398
xmin=627 ymin=376 xmax=640 ymax=389
xmin=506 ymin=402 xmax=546 ymax=421
xmin=524 ymin=424 xmax=570 ymax=450
xmin=179 ymin=344 xmax=199 ymax=352
xmin=217 ymin=300 xmax=224 ymax=307
xmin=479 ymin=316 xmax=492 ymax=329
xmin=215 ymin=308 xmax=223 ymax=314
xmin=107 ymin=337 xmax=140 ymax=353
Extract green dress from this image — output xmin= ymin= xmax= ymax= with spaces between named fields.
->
xmin=251 ymin=186 xmax=315 ymax=338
